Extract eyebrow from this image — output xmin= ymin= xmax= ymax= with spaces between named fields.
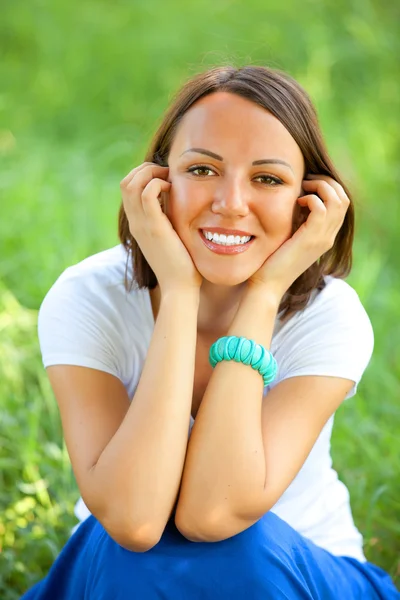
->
xmin=180 ymin=147 xmax=293 ymax=172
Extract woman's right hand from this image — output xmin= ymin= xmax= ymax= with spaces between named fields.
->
xmin=120 ymin=162 xmax=203 ymax=295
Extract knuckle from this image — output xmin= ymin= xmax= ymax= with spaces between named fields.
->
xmin=143 ymin=163 xmax=161 ymax=173
xmin=120 ymin=176 xmax=132 ymax=189
xmin=142 ymin=178 xmax=158 ymax=196
xmin=312 ymin=194 xmax=326 ymax=209
xmin=333 ymin=184 xmax=348 ymax=203
xmin=314 ymin=181 xmax=328 ymax=195
xmin=120 ymin=165 xmax=144 ymax=187
xmin=318 ymin=180 xmax=329 ymax=190
xmin=126 ymin=177 xmax=141 ymax=191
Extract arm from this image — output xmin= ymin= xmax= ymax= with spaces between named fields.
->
xmin=174 ymin=285 xmax=354 ymax=541
xmin=175 ymin=173 xmax=355 ymax=541
xmin=48 ymin=289 xmax=199 ymax=551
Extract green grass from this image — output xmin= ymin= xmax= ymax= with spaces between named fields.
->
xmin=1 ymin=0 xmax=399 ymax=597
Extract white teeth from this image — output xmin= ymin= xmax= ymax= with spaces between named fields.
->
xmin=202 ymin=230 xmax=251 ymax=246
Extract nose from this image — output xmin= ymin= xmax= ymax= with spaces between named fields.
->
xmin=211 ymin=177 xmax=250 ymax=217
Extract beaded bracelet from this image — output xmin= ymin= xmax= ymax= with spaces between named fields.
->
xmin=209 ymin=335 xmax=278 ymax=386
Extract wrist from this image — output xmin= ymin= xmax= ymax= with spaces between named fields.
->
xmin=161 ymin=287 xmax=200 ymax=306
xmin=245 ymin=281 xmax=283 ymax=311
xmin=227 ymin=285 xmax=280 ymax=348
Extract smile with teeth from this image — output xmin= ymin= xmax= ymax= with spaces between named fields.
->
xmin=201 ymin=230 xmax=253 ymax=246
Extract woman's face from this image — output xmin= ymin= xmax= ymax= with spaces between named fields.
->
xmin=166 ymin=92 xmax=306 ymax=286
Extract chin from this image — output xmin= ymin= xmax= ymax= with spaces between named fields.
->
xmin=199 ymin=269 xmax=250 ymax=287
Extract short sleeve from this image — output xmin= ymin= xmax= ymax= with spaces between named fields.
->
xmin=270 ymin=279 xmax=374 ymax=400
xmin=37 ymin=269 xmax=124 ymax=379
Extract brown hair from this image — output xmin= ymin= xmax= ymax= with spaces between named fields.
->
xmin=118 ymin=65 xmax=354 ymax=319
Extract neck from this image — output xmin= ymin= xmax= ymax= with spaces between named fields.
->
xmin=197 ymin=279 xmax=247 ymax=337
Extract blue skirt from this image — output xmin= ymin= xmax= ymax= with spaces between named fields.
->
xmin=22 ymin=511 xmax=399 ymax=599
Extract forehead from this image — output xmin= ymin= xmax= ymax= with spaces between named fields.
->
xmin=169 ymin=92 xmax=304 ymax=170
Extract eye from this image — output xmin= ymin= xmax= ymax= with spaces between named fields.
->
xmin=187 ymin=165 xmax=215 ymax=177
xmin=253 ymin=174 xmax=283 ymax=185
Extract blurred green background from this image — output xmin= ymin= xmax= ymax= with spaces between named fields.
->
xmin=1 ymin=0 xmax=399 ymax=596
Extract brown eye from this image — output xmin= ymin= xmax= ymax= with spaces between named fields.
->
xmin=187 ymin=166 xmax=215 ymax=177
xmin=254 ymin=175 xmax=282 ymax=185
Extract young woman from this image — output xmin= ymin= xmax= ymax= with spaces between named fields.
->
xmin=23 ymin=65 xmax=399 ymax=598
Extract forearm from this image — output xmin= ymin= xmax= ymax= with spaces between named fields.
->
xmin=175 ymin=286 xmax=279 ymax=538
xmin=91 ymin=289 xmax=199 ymax=544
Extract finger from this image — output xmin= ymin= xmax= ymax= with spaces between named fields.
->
xmin=121 ymin=163 xmax=169 ymax=188
xmin=295 ymin=194 xmax=339 ymax=254
xmin=297 ymin=194 xmax=326 ymax=220
xmin=304 ymin=175 xmax=350 ymax=205
xmin=141 ymin=179 xmax=171 ymax=218
xmin=120 ymin=163 xmax=153 ymax=186
xmin=302 ymin=179 xmax=342 ymax=209
xmin=125 ymin=165 xmax=170 ymax=199
xmin=298 ymin=192 xmax=346 ymax=252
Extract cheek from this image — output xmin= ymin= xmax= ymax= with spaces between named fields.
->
xmin=169 ymin=180 xmax=190 ymax=207
xmin=166 ymin=180 xmax=196 ymax=232
xmin=168 ymin=179 xmax=205 ymax=217
xmin=260 ymin=199 xmax=296 ymax=235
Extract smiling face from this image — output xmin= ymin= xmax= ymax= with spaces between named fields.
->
xmin=166 ymin=92 xmax=306 ymax=286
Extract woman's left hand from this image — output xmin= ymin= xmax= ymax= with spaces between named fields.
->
xmin=247 ymin=174 xmax=350 ymax=300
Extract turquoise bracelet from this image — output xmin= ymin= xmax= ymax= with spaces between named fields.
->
xmin=209 ymin=335 xmax=278 ymax=386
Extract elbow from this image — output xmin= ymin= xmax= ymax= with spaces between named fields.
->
xmin=174 ymin=513 xmax=201 ymax=542
xmin=174 ymin=503 xmax=220 ymax=543
xmin=103 ymin=517 xmax=162 ymax=552
xmin=80 ymin=469 xmax=177 ymax=552
xmin=175 ymin=499 xmax=271 ymax=543
xmin=112 ymin=526 xmax=161 ymax=553
xmin=86 ymin=498 xmax=162 ymax=553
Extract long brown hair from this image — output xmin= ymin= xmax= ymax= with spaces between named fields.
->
xmin=118 ymin=65 xmax=354 ymax=319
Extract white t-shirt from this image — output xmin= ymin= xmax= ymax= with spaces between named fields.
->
xmin=38 ymin=244 xmax=374 ymax=562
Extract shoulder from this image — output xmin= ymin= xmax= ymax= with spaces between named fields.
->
xmin=40 ymin=244 xmax=146 ymax=318
xmin=52 ymin=244 xmax=131 ymax=293
xmin=310 ymin=276 xmax=364 ymax=309
xmin=269 ymin=276 xmax=374 ymax=398
xmin=306 ymin=276 xmax=373 ymax=338
xmin=276 ymin=276 xmax=372 ymax=338
xmin=38 ymin=245 xmax=153 ymax=377
xmin=38 ymin=245 xmax=152 ymax=352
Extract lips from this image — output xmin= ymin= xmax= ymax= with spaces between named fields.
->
xmin=198 ymin=229 xmax=255 ymax=255
xmin=200 ymin=227 xmax=254 ymax=237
